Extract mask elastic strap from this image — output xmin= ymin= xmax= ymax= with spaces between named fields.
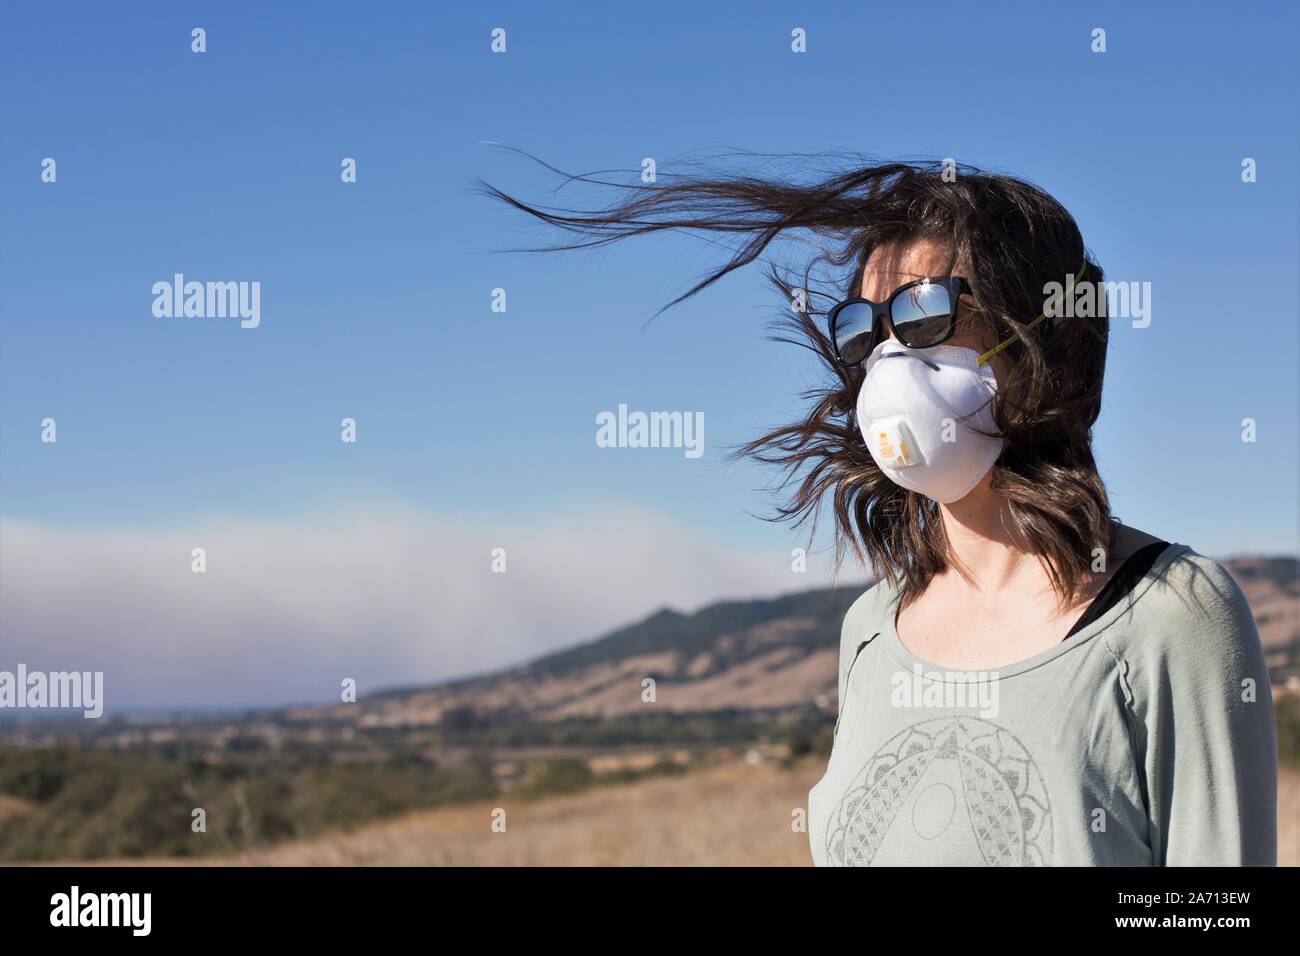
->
xmin=976 ymin=262 xmax=1088 ymax=367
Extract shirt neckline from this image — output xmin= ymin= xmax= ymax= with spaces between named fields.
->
xmin=879 ymin=542 xmax=1191 ymax=681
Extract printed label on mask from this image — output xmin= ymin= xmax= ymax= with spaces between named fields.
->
xmin=869 ymin=415 xmax=920 ymax=468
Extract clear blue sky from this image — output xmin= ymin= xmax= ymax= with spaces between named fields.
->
xmin=1 ymin=1 xmax=1296 ymax=708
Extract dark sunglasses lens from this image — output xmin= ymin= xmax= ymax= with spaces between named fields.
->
xmin=891 ymin=282 xmax=955 ymax=347
xmin=833 ymin=302 xmax=876 ymax=365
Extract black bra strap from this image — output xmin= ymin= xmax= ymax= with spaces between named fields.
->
xmin=1063 ymin=541 xmax=1171 ymax=640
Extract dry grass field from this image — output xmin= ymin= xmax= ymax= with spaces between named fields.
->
xmin=80 ymin=757 xmax=1297 ymax=867
xmin=183 ymin=757 xmax=816 ymax=867
xmin=1281 ymin=766 xmax=1299 ymax=867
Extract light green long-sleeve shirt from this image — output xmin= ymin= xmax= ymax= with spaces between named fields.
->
xmin=808 ymin=544 xmax=1278 ymax=866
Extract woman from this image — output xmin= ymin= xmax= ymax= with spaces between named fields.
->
xmin=484 ymin=156 xmax=1278 ymax=866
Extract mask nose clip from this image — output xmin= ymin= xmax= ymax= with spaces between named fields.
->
xmin=879 ymin=349 xmax=940 ymax=372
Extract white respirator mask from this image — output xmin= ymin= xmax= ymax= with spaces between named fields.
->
xmin=855 ymin=341 xmax=1005 ymax=504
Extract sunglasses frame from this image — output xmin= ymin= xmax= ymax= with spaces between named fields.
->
xmin=827 ymin=276 xmax=972 ymax=368
xmin=828 ymin=263 xmax=1091 ymax=369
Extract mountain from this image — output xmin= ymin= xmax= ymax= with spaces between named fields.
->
xmin=292 ymin=554 xmax=1298 ymax=731
xmin=296 ymin=583 xmax=869 ymax=730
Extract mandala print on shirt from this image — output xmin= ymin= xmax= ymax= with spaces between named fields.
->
xmin=825 ymin=715 xmax=1053 ymax=866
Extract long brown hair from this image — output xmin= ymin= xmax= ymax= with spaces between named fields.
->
xmin=480 ymin=151 xmax=1114 ymax=608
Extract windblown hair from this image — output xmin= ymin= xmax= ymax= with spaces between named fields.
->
xmin=480 ymin=151 xmax=1114 ymax=609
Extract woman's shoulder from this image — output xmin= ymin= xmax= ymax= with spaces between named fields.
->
xmin=844 ymin=575 xmax=895 ymax=613
xmin=1138 ymin=544 xmax=1253 ymax=629
xmin=839 ymin=577 xmax=898 ymax=644
xmin=1107 ymin=542 xmax=1265 ymax=681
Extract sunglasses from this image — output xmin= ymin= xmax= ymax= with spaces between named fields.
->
xmin=827 ymin=277 xmax=972 ymax=368
xmin=827 ymin=264 xmax=1088 ymax=369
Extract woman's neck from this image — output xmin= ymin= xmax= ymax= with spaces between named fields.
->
xmin=937 ymin=473 xmax=1041 ymax=593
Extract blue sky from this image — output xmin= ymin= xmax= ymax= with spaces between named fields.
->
xmin=1 ymin=1 xmax=1296 ymax=709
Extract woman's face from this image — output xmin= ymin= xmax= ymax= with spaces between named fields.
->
xmin=860 ymin=239 xmax=997 ymax=358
